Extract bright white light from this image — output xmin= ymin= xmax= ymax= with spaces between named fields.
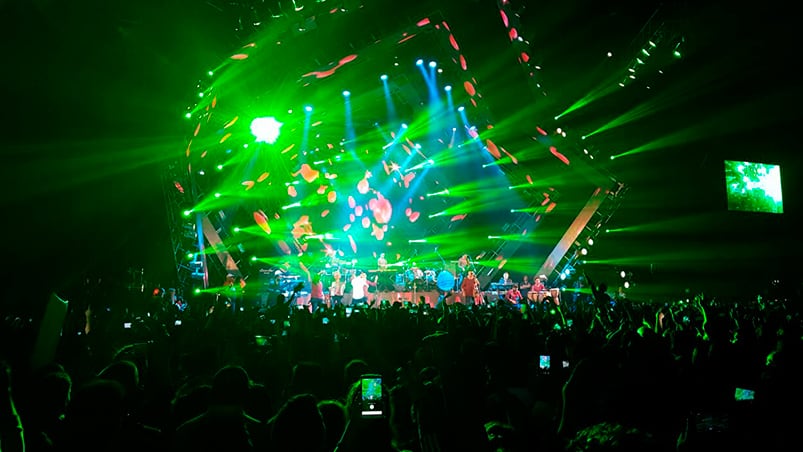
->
xmin=457 ymin=106 xmax=465 ymax=112
xmin=620 ymin=270 xmax=626 ymax=278
xmin=444 ymin=85 xmax=452 ymax=91
xmin=415 ymin=59 xmax=424 ymax=66
xmin=342 ymin=90 xmax=350 ymax=97
xmin=380 ymin=74 xmax=388 ymax=81
xmin=250 ymin=117 xmax=283 ymax=144
xmin=429 ymin=61 xmax=437 ymax=68
xmin=304 ymin=105 xmax=313 ymax=112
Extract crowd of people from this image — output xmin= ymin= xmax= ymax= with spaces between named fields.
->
xmin=1 ymin=271 xmax=801 ymax=451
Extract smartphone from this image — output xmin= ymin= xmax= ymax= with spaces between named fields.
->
xmin=174 ymin=320 xmax=182 ymax=326
xmin=123 ymin=322 xmax=132 ymax=329
xmin=734 ymin=387 xmax=755 ymax=401
xmin=360 ymin=374 xmax=384 ymax=418
xmin=345 ymin=307 xmax=353 ymax=317
xmin=539 ymin=355 xmax=551 ymax=371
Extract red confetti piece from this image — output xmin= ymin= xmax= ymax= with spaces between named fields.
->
xmin=193 ymin=123 xmax=201 ymax=137
xmin=242 ymin=181 xmax=255 ymax=190
xmin=449 ymin=34 xmax=459 ymax=51
xmin=223 ymin=116 xmax=239 ymax=128
xmin=526 ymin=175 xmax=533 ymax=184
xmin=417 ymin=17 xmax=430 ymax=27
xmin=327 ymin=191 xmax=337 ymax=203
xmin=545 ymin=202 xmax=557 ymax=213
xmin=355 ymin=205 xmax=363 ymax=216
xmin=409 ymin=211 xmax=420 ymax=222
xmin=321 ymin=210 xmax=329 ymax=217
xmin=549 ymin=146 xmax=570 ymax=165
xmin=485 ymin=139 xmax=501 ymax=158
xmin=253 ymin=211 xmax=271 ymax=234
xmin=294 ymin=163 xmax=320 ymax=183
xmin=464 ymin=80 xmax=476 ymax=96
xmin=230 ymin=53 xmax=249 ymax=60
xmin=278 ymin=241 xmax=291 ymax=255
xmin=370 ymin=194 xmax=393 ymax=224
xmin=500 ymin=9 xmax=509 ymax=27
xmin=288 ymin=185 xmax=297 ymax=197
xmin=348 ymin=235 xmax=357 ymax=253
xmin=257 ymin=172 xmax=269 ymax=182
xmin=372 ymin=223 xmax=385 ymax=240
xmin=361 ymin=217 xmax=370 ymax=228
xmin=451 ymin=214 xmax=466 ymax=221
xmin=317 ymin=185 xmax=327 ymax=194
xmin=357 ymin=178 xmax=370 ymax=194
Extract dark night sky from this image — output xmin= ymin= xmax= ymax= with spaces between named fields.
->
xmin=1 ymin=0 xmax=800 ymax=308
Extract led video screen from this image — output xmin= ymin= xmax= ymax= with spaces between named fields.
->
xmin=724 ymin=160 xmax=783 ymax=214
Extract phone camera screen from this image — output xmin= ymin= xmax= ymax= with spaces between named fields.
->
xmin=734 ymin=387 xmax=755 ymax=401
xmin=360 ymin=376 xmax=383 ymax=417
xmin=539 ymin=355 xmax=551 ymax=370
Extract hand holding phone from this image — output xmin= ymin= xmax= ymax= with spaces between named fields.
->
xmin=360 ymin=374 xmax=384 ymax=418
xmin=539 ymin=355 xmax=551 ymax=371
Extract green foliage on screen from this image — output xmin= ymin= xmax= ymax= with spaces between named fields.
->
xmin=724 ymin=160 xmax=783 ymax=214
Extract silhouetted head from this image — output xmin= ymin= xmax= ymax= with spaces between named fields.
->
xmin=271 ymin=394 xmax=326 ymax=452
xmin=211 ymin=365 xmax=251 ymax=407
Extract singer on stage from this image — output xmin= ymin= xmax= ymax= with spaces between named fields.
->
xmin=460 ymin=270 xmax=481 ymax=305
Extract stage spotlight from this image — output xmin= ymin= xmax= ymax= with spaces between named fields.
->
xmin=457 ymin=106 xmax=464 ymax=112
xmin=580 ymin=248 xmax=588 ymax=255
xmin=304 ymin=105 xmax=313 ymax=112
xmin=624 ymin=281 xmax=631 ymax=289
xmin=587 ymin=238 xmax=594 ymax=246
xmin=380 ymin=74 xmax=388 ymax=81
xmin=428 ymin=61 xmax=437 ymax=68
xmin=444 ymin=85 xmax=451 ymax=91
xmin=620 ymin=270 xmax=626 ymax=278
xmin=607 ymin=51 xmax=613 ymax=57
xmin=342 ymin=90 xmax=350 ymax=97
xmin=250 ymin=116 xmax=283 ymax=144
xmin=415 ymin=59 xmax=424 ymax=66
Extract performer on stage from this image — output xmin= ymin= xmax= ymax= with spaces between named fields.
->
xmin=309 ymin=273 xmax=325 ymax=312
xmin=532 ymin=275 xmax=546 ymax=293
xmin=329 ymin=269 xmax=345 ymax=307
xmin=505 ymin=284 xmax=523 ymax=305
xmin=350 ymin=271 xmax=376 ymax=306
xmin=460 ymin=270 xmax=482 ymax=305
xmin=498 ymin=271 xmax=512 ymax=286
xmin=457 ymin=253 xmax=471 ymax=274
xmin=377 ymin=252 xmax=388 ymax=271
